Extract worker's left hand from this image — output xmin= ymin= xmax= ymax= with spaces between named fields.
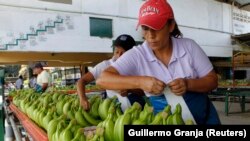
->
xmin=168 ymin=78 xmax=187 ymax=96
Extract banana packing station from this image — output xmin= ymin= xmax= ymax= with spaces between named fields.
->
xmin=0 ymin=0 xmax=250 ymax=141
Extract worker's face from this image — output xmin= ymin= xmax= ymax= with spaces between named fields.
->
xmin=33 ymin=68 xmax=42 ymax=75
xmin=142 ymin=21 xmax=175 ymax=51
xmin=112 ymin=46 xmax=126 ymax=61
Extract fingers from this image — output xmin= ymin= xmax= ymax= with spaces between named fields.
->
xmin=81 ymin=100 xmax=90 ymax=111
xmin=156 ymin=79 xmax=166 ymax=88
xmin=140 ymin=76 xmax=166 ymax=95
xmin=168 ymin=78 xmax=187 ymax=96
xmin=152 ymin=83 xmax=165 ymax=94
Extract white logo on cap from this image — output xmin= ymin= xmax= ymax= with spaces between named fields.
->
xmin=120 ymin=36 xmax=127 ymax=41
xmin=141 ymin=6 xmax=160 ymax=17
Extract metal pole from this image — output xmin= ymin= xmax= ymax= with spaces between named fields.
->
xmin=8 ymin=115 xmax=22 ymax=141
xmin=4 ymin=103 xmax=22 ymax=141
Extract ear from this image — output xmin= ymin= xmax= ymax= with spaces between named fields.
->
xmin=169 ymin=20 xmax=176 ymax=33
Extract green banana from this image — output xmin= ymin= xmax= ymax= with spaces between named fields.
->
xmin=52 ymin=93 xmax=60 ymax=101
xmin=166 ymin=103 xmax=185 ymax=125
xmin=56 ymin=98 xmax=67 ymax=115
xmin=132 ymin=119 xmax=146 ymax=125
xmin=139 ymin=106 xmax=154 ymax=124
xmin=54 ymin=121 xmax=66 ymax=141
xmin=71 ymin=124 xmax=82 ymax=136
xmin=98 ymin=98 xmax=112 ymax=120
xmin=166 ymin=114 xmax=173 ymax=125
xmin=72 ymin=128 xmax=86 ymax=141
xmin=163 ymin=105 xmax=172 ymax=114
xmin=150 ymin=111 xmax=164 ymax=125
xmin=162 ymin=105 xmax=172 ymax=125
xmin=151 ymin=111 xmax=169 ymax=125
xmin=59 ymin=120 xmax=76 ymax=141
xmin=103 ymin=107 xmax=115 ymax=141
xmin=82 ymin=110 xmax=102 ymax=126
xmin=63 ymin=100 xmax=73 ymax=118
xmin=42 ymin=109 xmax=53 ymax=131
xmin=75 ymin=107 xmax=91 ymax=127
xmin=96 ymin=128 xmax=105 ymax=141
xmin=47 ymin=115 xmax=65 ymax=141
xmin=124 ymin=102 xmax=141 ymax=115
xmin=114 ymin=113 xmax=131 ymax=141
xmin=172 ymin=104 xmax=185 ymax=125
xmin=89 ymin=97 xmax=101 ymax=118
xmin=115 ymin=103 xmax=123 ymax=117
xmin=88 ymin=95 xmax=99 ymax=104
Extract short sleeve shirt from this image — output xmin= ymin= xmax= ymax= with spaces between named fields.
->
xmin=112 ymin=37 xmax=213 ymax=97
xmin=90 ymin=58 xmax=114 ymax=79
xmin=37 ymin=70 xmax=50 ymax=86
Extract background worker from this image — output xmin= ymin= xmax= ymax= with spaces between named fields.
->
xmin=33 ymin=62 xmax=50 ymax=93
xmin=77 ymin=34 xmax=145 ymax=111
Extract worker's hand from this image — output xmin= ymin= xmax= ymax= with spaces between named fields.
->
xmin=168 ymin=78 xmax=187 ymax=96
xmin=139 ymin=76 xmax=166 ymax=95
xmin=80 ymin=98 xmax=90 ymax=111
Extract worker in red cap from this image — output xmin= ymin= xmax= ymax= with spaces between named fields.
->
xmin=97 ymin=0 xmax=220 ymax=125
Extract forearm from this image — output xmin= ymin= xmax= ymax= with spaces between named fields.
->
xmin=77 ymin=79 xmax=88 ymax=101
xmin=97 ymin=72 xmax=142 ymax=90
xmin=186 ymin=76 xmax=218 ymax=93
xmin=76 ymin=72 xmax=95 ymax=101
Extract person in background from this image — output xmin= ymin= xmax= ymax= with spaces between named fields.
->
xmin=33 ymin=62 xmax=50 ymax=93
xmin=29 ymin=74 xmax=37 ymax=88
xmin=97 ymin=0 xmax=220 ymax=124
xmin=15 ymin=75 xmax=23 ymax=90
xmin=77 ymin=34 xmax=145 ymax=111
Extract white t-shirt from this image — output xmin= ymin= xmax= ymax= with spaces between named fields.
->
xmin=37 ymin=70 xmax=50 ymax=86
xmin=90 ymin=58 xmax=114 ymax=79
xmin=90 ymin=58 xmax=131 ymax=112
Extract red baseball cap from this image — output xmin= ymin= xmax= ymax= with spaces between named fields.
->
xmin=137 ymin=0 xmax=174 ymax=30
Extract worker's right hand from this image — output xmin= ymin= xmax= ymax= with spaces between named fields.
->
xmin=80 ymin=98 xmax=90 ymax=111
xmin=139 ymin=76 xmax=166 ymax=95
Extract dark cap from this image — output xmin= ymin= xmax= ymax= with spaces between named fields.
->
xmin=113 ymin=34 xmax=136 ymax=51
xmin=33 ymin=62 xmax=43 ymax=69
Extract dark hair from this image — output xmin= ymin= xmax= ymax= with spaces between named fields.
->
xmin=33 ymin=62 xmax=43 ymax=69
xmin=113 ymin=34 xmax=136 ymax=51
xmin=19 ymin=75 xmax=23 ymax=79
xmin=168 ymin=19 xmax=183 ymax=38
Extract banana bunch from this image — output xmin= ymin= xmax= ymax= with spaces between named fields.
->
xmin=72 ymin=128 xmax=86 ymax=141
xmin=98 ymin=96 xmax=118 ymax=120
xmin=166 ymin=103 xmax=185 ymax=125
xmin=89 ymin=96 xmax=102 ymax=119
xmin=75 ymin=107 xmax=91 ymax=127
xmin=74 ymin=95 xmax=103 ymax=127
xmin=59 ymin=119 xmax=76 ymax=141
xmin=132 ymin=103 xmax=154 ymax=125
xmin=112 ymin=102 xmax=142 ymax=141
xmin=150 ymin=105 xmax=171 ymax=125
